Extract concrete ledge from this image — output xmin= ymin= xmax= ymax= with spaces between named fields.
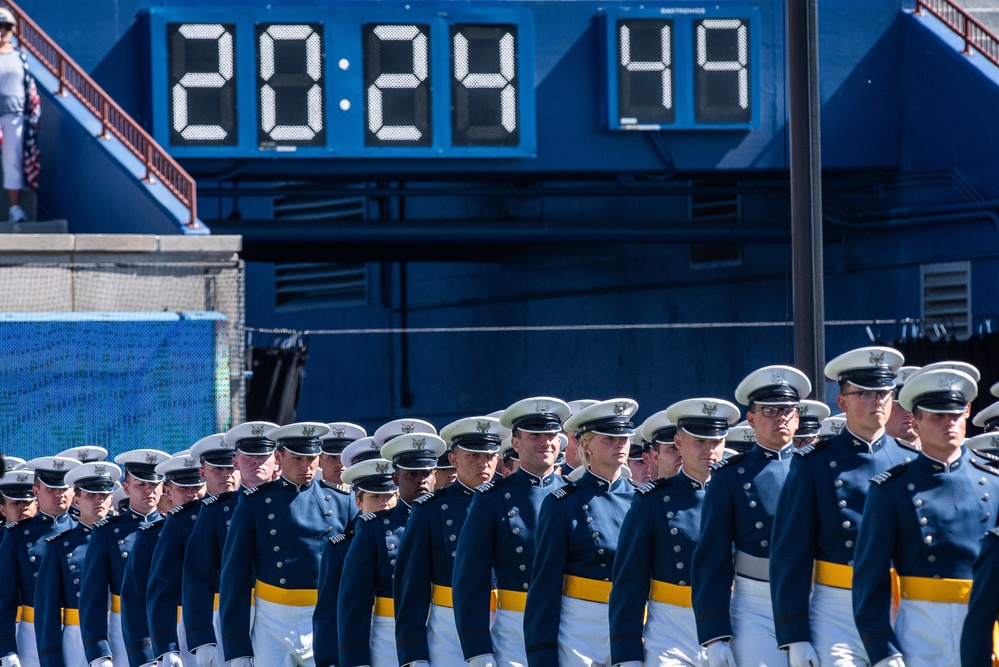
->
xmin=157 ymin=235 xmax=242 ymax=253
xmin=0 ymin=234 xmax=242 ymax=261
xmin=74 ymin=235 xmax=159 ymax=253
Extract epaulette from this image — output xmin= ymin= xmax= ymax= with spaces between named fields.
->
xmin=93 ymin=514 xmax=125 ymax=529
xmin=328 ymin=527 xmax=355 ymax=546
xmin=202 ymin=490 xmax=234 ymax=507
xmin=895 ymin=438 xmax=921 ymax=454
xmin=359 ymin=508 xmax=392 ymax=522
xmin=477 ymin=475 xmax=510 ymax=494
xmin=139 ymin=517 xmax=166 ymax=531
xmin=637 ymin=477 xmax=670 ymax=496
xmin=243 ymin=480 xmax=273 ymax=496
xmin=4 ymin=517 xmax=31 ymax=530
xmin=169 ymin=499 xmax=200 ymax=516
xmin=796 ymin=438 xmax=832 ymax=457
xmin=988 ymin=527 xmax=999 ymax=540
xmin=551 ymin=484 xmax=579 ymax=500
xmin=413 ymin=488 xmax=445 ymax=506
xmin=45 ymin=528 xmax=75 ymax=543
xmin=711 ymin=453 xmax=746 ymax=471
xmin=971 ymin=459 xmax=999 ymax=476
xmin=871 ymin=463 xmax=909 ymax=486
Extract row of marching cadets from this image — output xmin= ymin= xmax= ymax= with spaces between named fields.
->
xmin=5 ymin=345 xmax=999 ymax=667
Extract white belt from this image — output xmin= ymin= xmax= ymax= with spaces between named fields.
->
xmin=734 ymin=550 xmax=770 ymax=581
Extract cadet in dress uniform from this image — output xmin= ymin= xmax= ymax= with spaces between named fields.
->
xmin=319 ymin=422 xmax=366 ymax=493
xmin=0 ymin=457 xmax=81 ymax=667
xmin=123 ymin=454 xmax=206 ymax=667
xmin=609 ymin=398 xmax=740 ymax=667
xmin=560 ymin=400 xmax=599 ymax=478
xmin=640 ymin=411 xmax=682 ymax=479
xmin=961 ymin=524 xmax=999 ymax=666
xmin=394 ymin=417 xmax=501 ymax=667
xmin=725 ymin=423 xmax=758 ymax=455
xmin=885 ymin=367 xmax=922 ymax=448
xmin=524 ymin=399 xmax=638 ymax=667
xmin=35 ymin=462 xmax=118 ymax=667
xmin=80 ymin=449 xmax=169 ymax=667
xmin=148 ymin=448 xmax=218 ymax=667
xmin=693 ymin=367 xmax=812 ymax=667
xmin=853 ymin=367 xmax=999 ymax=667
xmin=454 ymin=397 xmax=572 ymax=667
xmin=330 ymin=432 xmax=443 ymax=667
xmin=770 ymin=347 xmax=915 ymax=667
xmin=0 ymin=468 xmax=35 ymax=538
xmin=220 ymin=422 xmax=351 ymax=667
xmin=183 ymin=423 xmax=277 ymax=667
xmin=973 ymin=401 xmax=999 ymax=434
xmin=793 ymin=400 xmax=830 ymax=448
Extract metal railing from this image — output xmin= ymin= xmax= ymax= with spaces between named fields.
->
xmin=915 ymin=0 xmax=999 ymax=68
xmin=3 ymin=0 xmax=199 ymax=228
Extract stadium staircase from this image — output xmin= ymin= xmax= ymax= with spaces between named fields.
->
xmin=0 ymin=0 xmax=203 ymax=234
xmin=915 ymin=0 xmax=999 ymax=66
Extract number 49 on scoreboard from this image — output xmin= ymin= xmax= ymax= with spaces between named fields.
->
xmin=602 ymin=6 xmax=760 ymax=130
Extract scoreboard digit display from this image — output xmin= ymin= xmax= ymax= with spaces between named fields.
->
xmin=146 ymin=3 xmax=761 ymax=158
xmin=603 ymin=6 xmax=759 ymax=130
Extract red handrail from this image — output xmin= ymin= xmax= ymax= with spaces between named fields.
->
xmin=915 ymin=0 xmax=999 ymax=68
xmin=2 ymin=0 xmax=199 ymax=228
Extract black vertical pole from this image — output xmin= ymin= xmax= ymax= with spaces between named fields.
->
xmin=787 ymin=0 xmax=826 ymax=399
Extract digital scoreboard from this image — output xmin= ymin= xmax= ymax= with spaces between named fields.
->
xmin=145 ymin=3 xmax=760 ymax=158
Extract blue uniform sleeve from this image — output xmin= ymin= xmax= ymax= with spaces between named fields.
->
xmin=219 ymin=497 xmax=256 ymax=661
xmin=121 ymin=529 xmax=156 ymax=667
xmin=339 ymin=525 xmax=386 ymax=667
xmin=524 ymin=495 xmax=568 ymax=667
xmin=80 ymin=527 xmax=114 ymax=662
xmin=0 ymin=530 xmax=20 ymax=656
xmin=182 ymin=506 xmax=223 ymax=651
xmin=314 ymin=538 xmax=343 ymax=667
xmin=770 ymin=454 xmax=819 ymax=647
xmin=692 ymin=474 xmax=737 ymax=644
xmin=148 ymin=518 xmax=186 ymax=658
xmin=609 ymin=493 xmax=654 ymax=664
xmin=393 ymin=502 xmax=434 ymax=665
xmin=35 ymin=541 xmax=65 ymax=667
xmin=453 ymin=494 xmax=498 ymax=660
xmin=961 ymin=531 xmax=999 ymax=667
xmin=852 ymin=480 xmax=900 ymax=663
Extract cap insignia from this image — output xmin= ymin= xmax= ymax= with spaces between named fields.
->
xmin=16 ymin=473 xmax=28 ymax=483
xmin=702 ymin=402 xmax=718 ymax=416
xmin=991 ymin=435 xmax=999 ymax=447
xmin=375 ymin=462 xmax=391 ymax=474
xmin=184 ymin=457 xmax=196 ymax=468
xmin=251 ymin=424 xmax=265 ymax=436
xmin=412 ymin=437 xmax=426 ymax=449
xmin=770 ymin=370 xmax=787 ymax=383
xmin=77 ymin=449 xmax=90 ymax=461
xmin=330 ymin=427 xmax=346 ymax=438
xmin=535 ymin=401 xmax=550 ymax=413
xmin=476 ymin=421 xmax=492 ymax=433
xmin=53 ymin=460 xmax=65 ymax=470
xmin=145 ymin=453 xmax=159 ymax=464
xmin=869 ymin=351 xmax=886 ymax=366
xmin=938 ymin=376 xmax=956 ymax=389
xmin=742 ymin=431 xmax=756 ymax=442
xmin=302 ymin=426 xmax=316 ymax=437
xmin=95 ymin=465 xmax=106 ymax=475
xmin=831 ymin=422 xmax=845 ymax=434
xmin=614 ymin=402 xmax=628 ymax=416
xmin=401 ymin=422 xmax=416 ymax=434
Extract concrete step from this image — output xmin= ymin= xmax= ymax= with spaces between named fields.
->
xmin=0 ymin=220 xmax=69 ymax=234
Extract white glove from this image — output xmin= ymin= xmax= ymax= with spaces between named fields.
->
xmin=88 ymin=660 xmax=112 ymax=667
xmin=872 ymin=657 xmax=906 ymax=667
xmin=704 ymin=641 xmax=737 ymax=667
xmin=788 ymin=642 xmax=820 ymax=667
xmin=468 ymin=656 xmax=497 ymax=667
xmin=194 ymin=645 xmax=219 ymax=667
xmin=1 ymin=655 xmax=21 ymax=667
xmin=227 ymin=659 xmax=253 ymax=667
xmin=159 ymin=652 xmax=184 ymax=667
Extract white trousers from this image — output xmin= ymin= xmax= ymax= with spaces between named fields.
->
xmin=250 ymin=598 xmax=315 ymax=667
xmin=0 ymin=112 xmax=24 ymax=191
xmin=492 ymin=609 xmax=527 ymax=667
xmin=557 ymin=596 xmax=611 ymax=667
xmin=427 ymin=605 xmax=466 ymax=667
xmin=109 ymin=611 xmax=128 ymax=667
xmin=370 ymin=615 xmax=398 ymax=667
xmin=15 ymin=620 xmax=39 ymax=667
xmin=730 ymin=576 xmax=787 ymax=667
xmin=643 ymin=600 xmax=703 ymax=667
xmin=177 ymin=616 xmax=196 ymax=667
xmin=63 ymin=624 xmax=87 ymax=667
xmin=895 ymin=599 xmax=965 ymax=667
xmin=810 ymin=585 xmax=869 ymax=667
